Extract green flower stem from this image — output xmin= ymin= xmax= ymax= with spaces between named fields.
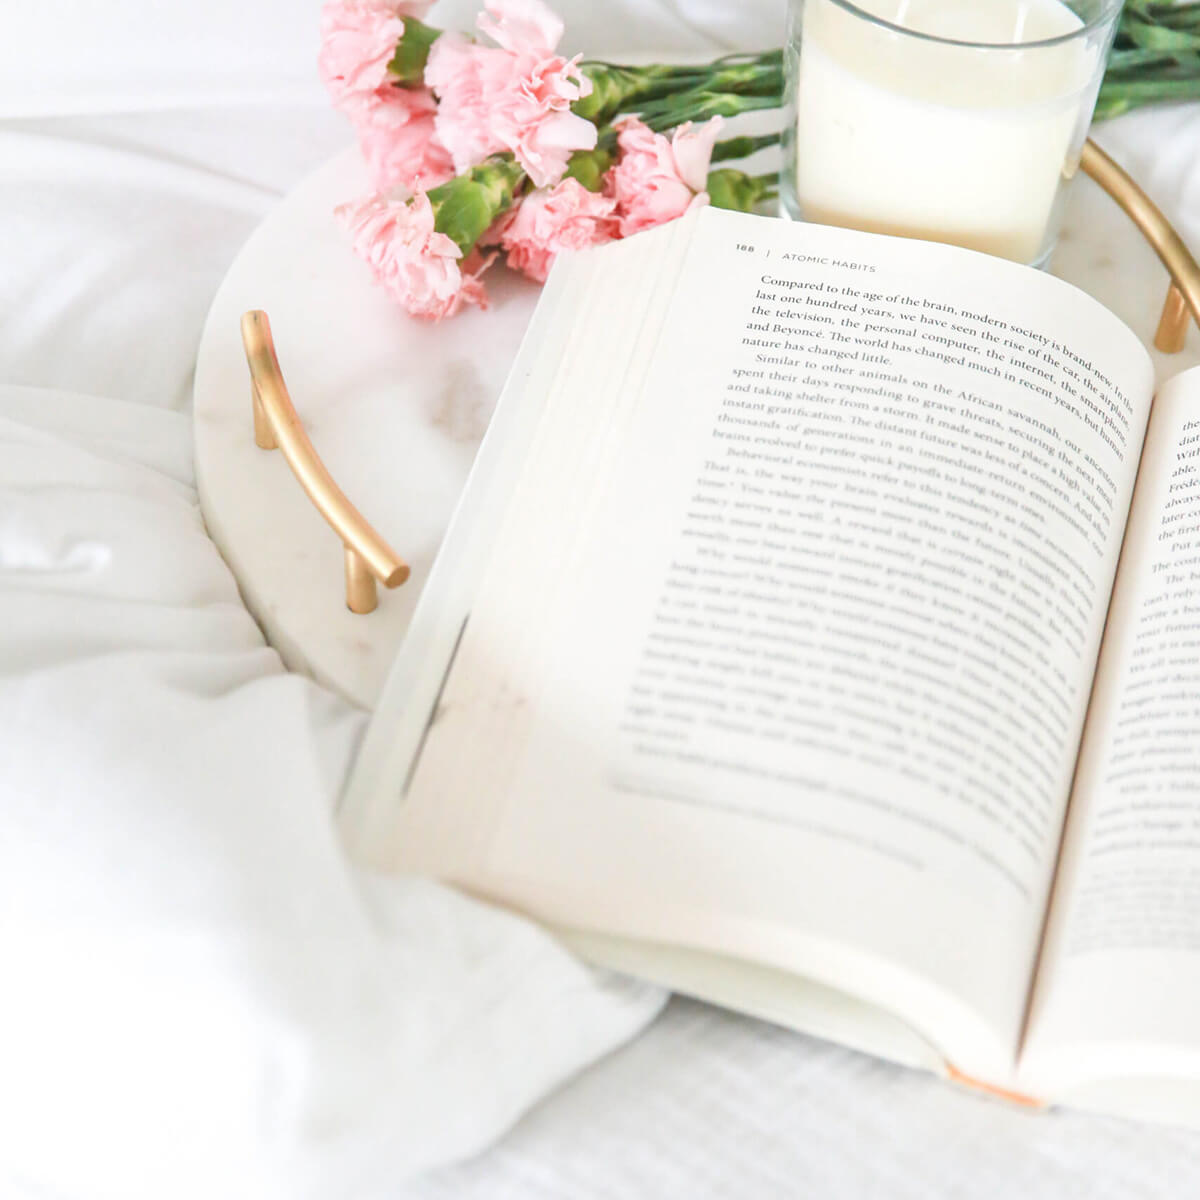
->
xmin=689 ymin=52 xmax=784 ymax=98
xmin=574 ymin=63 xmax=714 ymax=121
xmin=709 ymin=133 xmax=781 ymax=163
xmin=1096 ymin=73 xmax=1200 ymax=119
xmin=1097 ymin=1 xmax=1200 ymax=119
xmin=576 ymin=50 xmax=782 ymax=123
xmin=1106 ymin=48 xmax=1200 ymax=69
xmin=636 ymin=92 xmax=780 ymax=133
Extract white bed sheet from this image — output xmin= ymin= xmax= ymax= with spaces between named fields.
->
xmin=5 ymin=1 xmax=1200 ymax=1197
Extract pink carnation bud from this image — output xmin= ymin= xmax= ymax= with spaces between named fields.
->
xmin=424 ymin=0 xmax=596 ymax=189
xmin=336 ymin=191 xmax=488 ymax=321
xmin=606 ymin=115 xmax=724 ymax=238
xmin=500 ymin=179 xmax=618 ymax=282
xmin=352 ymin=85 xmax=454 ymax=192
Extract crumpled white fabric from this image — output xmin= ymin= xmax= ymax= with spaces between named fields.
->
xmin=0 ymin=384 xmax=663 ymax=1200
xmin=0 ymin=2 xmax=685 ymax=1191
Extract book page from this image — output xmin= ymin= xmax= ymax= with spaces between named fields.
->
xmin=341 ymin=217 xmax=699 ymax=854
xmin=394 ymin=208 xmax=1153 ymax=1080
xmin=1021 ymin=367 xmax=1200 ymax=1093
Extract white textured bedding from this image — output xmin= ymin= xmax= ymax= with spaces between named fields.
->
xmin=5 ymin=2 xmax=1200 ymax=1196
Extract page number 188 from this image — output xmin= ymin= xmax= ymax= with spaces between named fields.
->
xmin=736 ymin=244 xmax=755 ymax=253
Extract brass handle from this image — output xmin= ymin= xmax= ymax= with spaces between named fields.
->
xmin=1080 ymin=138 xmax=1200 ymax=354
xmin=241 ymin=309 xmax=409 ymax=614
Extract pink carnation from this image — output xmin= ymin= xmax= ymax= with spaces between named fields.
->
xmin=500 ymin=179 xmax=618 ymax=282
xmin=606 ymin=116 xmax=724 ymax=237
xmin=352 ymin=85 xmax=454 ymax=191
xmin=424 ymin=0 xmax=596 ymax=188
xmin=319 ymin=1 xmax=415 ymax=114
xmin=337 ymin=191 xmax=488 ymax=320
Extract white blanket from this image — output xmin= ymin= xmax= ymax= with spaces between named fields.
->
xmin=0 ymin=384 xmax=663 ymax=1200
xmin=0 ymin=4 xmax=683 ymax=1195
xmin=5 ymin=2 xmax=1200 ymax=1197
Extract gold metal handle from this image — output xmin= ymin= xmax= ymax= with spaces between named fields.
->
xmin=242 ymin=309 xmax=409 ymax=614
xmin=1080 ymin=138 xmax=1200 ymax=354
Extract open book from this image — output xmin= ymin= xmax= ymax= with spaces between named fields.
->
xmin=341 ymin=206 xmax=1200 ymax=1123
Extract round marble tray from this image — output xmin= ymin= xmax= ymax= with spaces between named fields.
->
xmin=194 ymin=127 xmax=1200 ymax=711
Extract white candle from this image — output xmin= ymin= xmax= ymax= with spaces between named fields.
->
xmin=794 ymin=0 xmax=1097 ymax=264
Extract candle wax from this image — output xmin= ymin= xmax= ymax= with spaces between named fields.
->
xmin=794 ymin=0 xmax=1095 ymax=264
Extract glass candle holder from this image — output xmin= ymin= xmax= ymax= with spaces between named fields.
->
xmin=780 ymin=0 xmax=1124 ymax=266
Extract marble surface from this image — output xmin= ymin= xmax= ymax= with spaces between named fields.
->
xmin=193 ymin=110 xmax=1200 ymax=711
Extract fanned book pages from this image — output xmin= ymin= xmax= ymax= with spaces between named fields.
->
xmin=341 ymin=206 xmax=1200 ymax=1123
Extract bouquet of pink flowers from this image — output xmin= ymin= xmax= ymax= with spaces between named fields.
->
xmin=319 ymin=0 xmax=781 ymax=319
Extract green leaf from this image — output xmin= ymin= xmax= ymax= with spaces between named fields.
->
xmin=387 ymin=18 xmax=442 ymax=86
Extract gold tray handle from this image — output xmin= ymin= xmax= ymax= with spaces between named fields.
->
xmin=241 ymin=309 xmax=409 ymax=614
xmin=1080 ymin=139 xmax=1200 ymax=354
